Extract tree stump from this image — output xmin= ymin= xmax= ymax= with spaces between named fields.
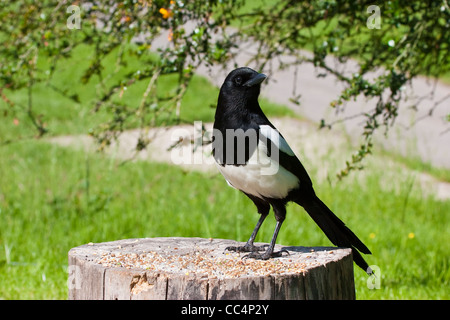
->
xmin=68 ymin=237 xmax=355 ymax=300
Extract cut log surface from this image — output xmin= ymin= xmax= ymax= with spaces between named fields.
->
xmin=68 ymin=237 xmax=355 ymax=300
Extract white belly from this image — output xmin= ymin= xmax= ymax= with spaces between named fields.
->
xmin=216 ymin=141 xmax=299 ymax=199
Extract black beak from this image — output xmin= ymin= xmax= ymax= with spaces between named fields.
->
xmin=243 ymin=73 xmax=267 ymax=87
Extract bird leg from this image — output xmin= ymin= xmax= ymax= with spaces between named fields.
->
xmin=243 ymin=220 xmax=289 ymax=260
xmin=225 ymin=213 xmax=269 ymax=253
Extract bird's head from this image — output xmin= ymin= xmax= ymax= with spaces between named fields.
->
xmin=218 ymin=67 xmax=267 ymax=112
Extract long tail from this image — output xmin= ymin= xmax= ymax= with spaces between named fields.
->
xmin=299 ymin=195 xmax=372 ymax=274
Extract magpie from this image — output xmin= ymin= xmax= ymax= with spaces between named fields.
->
xmin=212 ymin=67 xmax=372 ymax=273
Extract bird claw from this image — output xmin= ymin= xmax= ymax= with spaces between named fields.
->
xmin=242 ymin=248 xmax=290 ymax=260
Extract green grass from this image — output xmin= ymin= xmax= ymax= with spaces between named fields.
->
xmin=0 ymin=142 xmax=234 ymax=298
xmin=0 ymin=139 xmax=448 ymax=299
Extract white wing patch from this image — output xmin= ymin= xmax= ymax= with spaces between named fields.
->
xmin=259 ymin=125 xmax=295 ymax=156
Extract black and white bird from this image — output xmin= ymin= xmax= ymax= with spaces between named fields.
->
xmin=212 ymin=67 xmax=372 ymax=273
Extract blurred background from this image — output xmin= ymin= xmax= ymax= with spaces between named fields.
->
xmin=0 ymin=0 xmax=449 ymax=299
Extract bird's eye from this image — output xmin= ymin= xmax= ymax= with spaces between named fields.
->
xmin=234 ymin=76 xmax=242 ymax=85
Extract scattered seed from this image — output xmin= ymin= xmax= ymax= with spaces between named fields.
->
xmin=93 ymin=246 xmax=341 ymax=279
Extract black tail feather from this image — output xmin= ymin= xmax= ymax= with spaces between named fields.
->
xmin=299 ymin=195 xmax=372 ymax=273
